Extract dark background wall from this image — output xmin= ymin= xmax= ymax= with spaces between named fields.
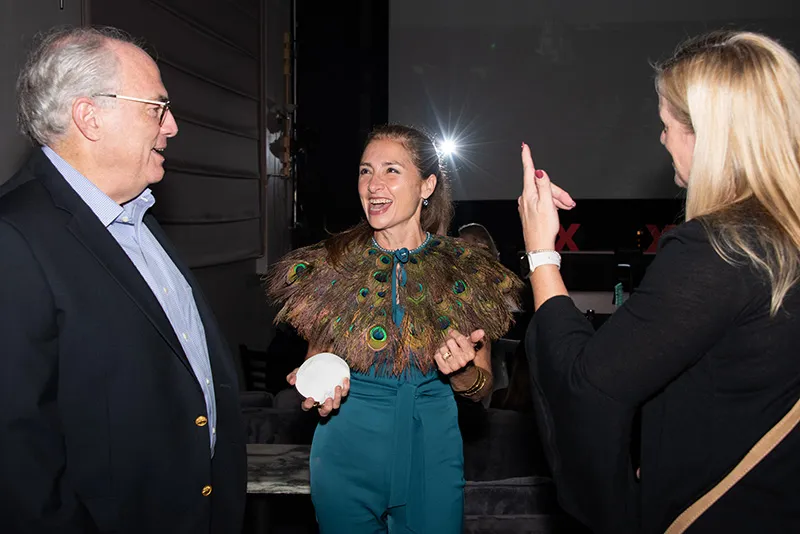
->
xmin=91 ymin=0 xmax=264 ymax=270
xmin=292 ymin=0 xmax=389 ymax=245
xmin=389 ymin=0 xmax=800 ymax=201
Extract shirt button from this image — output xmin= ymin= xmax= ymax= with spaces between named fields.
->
xmin=212 ymin=427 xmax=216 ymax=435
xmin=163 ymin=287 xmax=169 ymax=294
xmin=205 ymin=378 xmax=210 ymax=385
xmin=195 ymin=416 xmax=208 ymax=427
xmin=182 ymin=332 xmax=188 ymax=340
xmin=201 ymin=485 xmax=212 ymax=497
xmin=121 ymin=216 xmax=129 ymax=223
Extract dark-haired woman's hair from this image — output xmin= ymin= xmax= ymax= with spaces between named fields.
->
xmin=325 ymin=124 xmax=453 ymax=265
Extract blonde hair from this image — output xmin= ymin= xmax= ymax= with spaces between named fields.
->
xmin=656 ymin=31 xmax=800 ymax=315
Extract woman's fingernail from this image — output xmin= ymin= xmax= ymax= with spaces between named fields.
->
xmin=535 ymin=170 xmax=544 ymax=179
xmin=521 ymin=142 xmax=526 ymax=149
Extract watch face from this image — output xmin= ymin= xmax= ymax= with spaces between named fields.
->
xmin=519 ymin=254 xmax=530 ymax=278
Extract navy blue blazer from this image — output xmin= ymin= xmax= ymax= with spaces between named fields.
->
xmin=0 ymin=150 xmax=246 ymax=534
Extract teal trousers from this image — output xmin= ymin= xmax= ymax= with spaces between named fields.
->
xmin=310 ymin=369 xmax=464 ymax=533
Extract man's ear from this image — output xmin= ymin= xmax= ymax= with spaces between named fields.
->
xmin=72 ymin=97 xmax=102 ymax=141
xmin=421 ymin=173 xmax=437 ymax=200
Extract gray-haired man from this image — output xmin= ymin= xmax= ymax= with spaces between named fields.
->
xmin=0 ymin=27 xmax=245 ymax=534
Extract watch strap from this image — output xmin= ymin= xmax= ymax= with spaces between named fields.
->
xmin=526 ymin=250 xmax=561 ymax=274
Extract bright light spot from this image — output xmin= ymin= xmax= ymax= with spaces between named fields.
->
xmin=440 ymin=139 xmax=457 ymax=156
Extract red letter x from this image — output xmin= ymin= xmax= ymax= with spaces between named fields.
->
xmin=645 ymin=224 xmax=677 ymax=253
xmin=555 ymin=224 xmax=580 ymax=251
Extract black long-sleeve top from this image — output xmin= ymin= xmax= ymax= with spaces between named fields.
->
xmin=528 ymin=220 xmax=800 ymax=533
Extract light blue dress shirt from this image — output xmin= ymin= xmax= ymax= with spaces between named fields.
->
xmin=43 ymin=146 xmax=217 ymax=455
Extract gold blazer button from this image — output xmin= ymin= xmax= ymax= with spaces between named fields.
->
xmin=195 ymin=416 xmax=208 ymax=427
xmin=201 ymin=485 xmax=212 ymax=497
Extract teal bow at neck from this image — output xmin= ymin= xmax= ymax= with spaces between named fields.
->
xmin=371 ymin=233 xmax=432 ymax=328
xmin=391 ymin=248 xmax=409 ymax=326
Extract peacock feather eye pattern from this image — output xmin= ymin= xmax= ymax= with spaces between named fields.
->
xmin=367 ymin=325 xmax=389 ymax=351
xmin=408 ymin=282 xmax=426 ymax=304
xmin=407 ymin=323 xmax=426 ymax=351
xmin=286 ymin=262 xmax=309 ymax=284
xmin=494 ymin=273 xmax=513 ymax=292
xmin=357 ymin=287 xmax=370 ymax=303
xmin=376 ymin=254 xmax=392 ymax=268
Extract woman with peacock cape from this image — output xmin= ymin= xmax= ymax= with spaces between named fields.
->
xmin=267 ymin=124 xmax=522 ymax=534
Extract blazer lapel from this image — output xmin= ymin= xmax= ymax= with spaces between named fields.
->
xmin=31 ymin=152 xmax=191 ymax=371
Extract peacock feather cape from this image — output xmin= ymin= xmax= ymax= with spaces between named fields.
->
xmin=266 ymin=233 xmax=523 ymax=376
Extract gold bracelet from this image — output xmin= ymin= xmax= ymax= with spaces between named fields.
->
xmin=453 ymin=366 xmax=488 ymax=397
xmin=463 ymin=370 xmax=487 ymax=397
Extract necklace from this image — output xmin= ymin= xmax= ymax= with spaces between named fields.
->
xmin=371 ymin=232 xmax=432 ymax=254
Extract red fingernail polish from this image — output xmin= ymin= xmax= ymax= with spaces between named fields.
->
xmin=521 ymin=142 xmax=525 ymax=149
xmin=535 ymin=170 xmax=544 ymax=178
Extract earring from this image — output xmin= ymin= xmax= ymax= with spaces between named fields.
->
xmin=423 ymin=198 xmax=429 ymax=207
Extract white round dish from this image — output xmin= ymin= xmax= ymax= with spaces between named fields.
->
xmin=295 ymin=352 xmax=350 ymax=402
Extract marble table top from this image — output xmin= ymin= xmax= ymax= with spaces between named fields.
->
xmin=247 ymin=443 xmax=311 ymax=494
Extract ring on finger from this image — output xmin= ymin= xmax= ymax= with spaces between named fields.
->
xmin=442 ymin=351 xmax=452 ymax=361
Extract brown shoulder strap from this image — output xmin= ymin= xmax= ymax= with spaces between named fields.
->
xmin=665 ymin=395 xmax=800 ymax=533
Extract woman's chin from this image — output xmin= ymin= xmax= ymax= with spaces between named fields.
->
xmin=674 ymin=173 xmax=688 ymax=188
xmin=365 ymin=216 xmax=393 ymax=232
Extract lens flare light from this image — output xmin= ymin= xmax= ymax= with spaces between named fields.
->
xmin=439 ymin=138 xmax=458 ymax=156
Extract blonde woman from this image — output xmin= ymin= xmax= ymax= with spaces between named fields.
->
xmin=519 ymin=32 xmax=800 ymax=533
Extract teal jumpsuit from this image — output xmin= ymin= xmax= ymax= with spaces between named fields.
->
xmin=307 ymin=237 xmax=467 ymax=532
xmin=310 ymin=366 xmax=464 ymax=533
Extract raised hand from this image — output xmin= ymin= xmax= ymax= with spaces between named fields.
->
xmin=518 ymin=142 xmax=563 ymax=252
xmin=434 ymin=329 xmax=485 ymax=375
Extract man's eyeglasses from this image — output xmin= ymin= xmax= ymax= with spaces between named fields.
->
xmin=94 ymin=93 xmax=172 ymax=126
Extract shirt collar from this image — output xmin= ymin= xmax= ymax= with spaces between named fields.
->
xmin=116 ymin=189 xmax=156 ymax=226
xmin=41 ymin=146 xmax=155 ymax=228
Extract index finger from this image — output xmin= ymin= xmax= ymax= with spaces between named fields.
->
xmin=447 ymin=328 xmax=467 ymax=343
xmin=521 ymin=142 xmax=537 ymax=192
xmin=453 ymin=331 xmax=477 ymax=354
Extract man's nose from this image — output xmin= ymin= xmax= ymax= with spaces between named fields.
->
xmin=161 ymin=109 xmax=178 ymax=137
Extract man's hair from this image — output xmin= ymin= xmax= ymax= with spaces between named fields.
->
xmin=17 ymin=26 xmax=141 ymax=146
